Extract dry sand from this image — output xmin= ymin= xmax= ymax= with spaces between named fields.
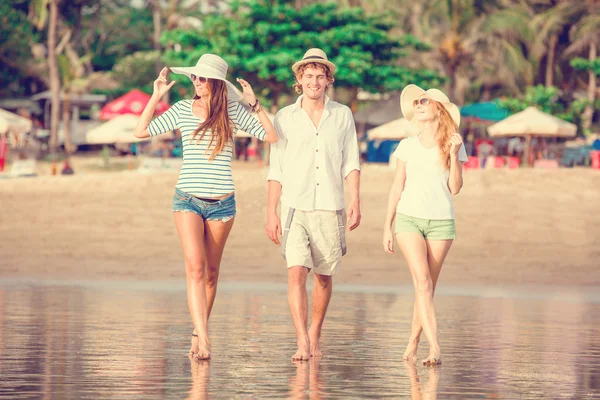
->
xmin=1 ymin=158 xmax=599 ymax=286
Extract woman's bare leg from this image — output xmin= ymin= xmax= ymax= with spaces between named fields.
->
xmin=396 ymin=233 xmax=443 ymax=365
xmin=204 ymin=217 xmax=235 ymax=319
xmin=174 ymin=212 xmax=211 ymax=360
xmin=403 ymin=239 xmax=453 ymax=362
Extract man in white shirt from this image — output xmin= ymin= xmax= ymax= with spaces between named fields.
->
xmin=266 ymin=48 xmax=361 ymax=361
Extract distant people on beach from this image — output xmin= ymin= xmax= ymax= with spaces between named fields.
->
xmin=134 ymin=54 xmax=278 ymax=361
xmin=383 ymin=84 xmax=468 ymax=366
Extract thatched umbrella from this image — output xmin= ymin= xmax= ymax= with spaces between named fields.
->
xmin=367 ymin=117 xmax=418 ymax=140
xmin=487 ymin=107 xmax=577 ymax=165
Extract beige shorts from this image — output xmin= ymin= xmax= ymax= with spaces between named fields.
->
xmin=280 ymin=207 xmax=347 ymax=276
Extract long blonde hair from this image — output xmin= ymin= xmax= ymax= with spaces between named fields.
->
xmin=192 ymin=79 xmax=234 ymax=161
xmin=434 ymin=102 xmax=458 ymax=169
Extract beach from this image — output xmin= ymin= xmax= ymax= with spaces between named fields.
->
xmin=1 ymin=159 xmax=598 ymax=287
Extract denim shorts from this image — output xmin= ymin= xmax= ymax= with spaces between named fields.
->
xmin=172 ymin=188 xmax=236 ymax=222
xmin=395 ymin=213 xmax=456 ymax=240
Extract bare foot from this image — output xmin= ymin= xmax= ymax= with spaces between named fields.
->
xmin=309 ymin=331 xmax=323 ymax=357
xmin=403 ymin=337 xmax=419 ymax=362
xmin=292 ymin=336 xmax=311 ymax=361
xmin=421 ymin=350 xmax=441 ymax=366
xmin=189 ymin=331 xmax=211 ymax=360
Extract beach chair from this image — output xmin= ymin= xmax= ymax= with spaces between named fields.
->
xmin=507 ymin=157 xmax=520 ymax=169
xmin=464 ymin=156 xmax=479 ymax=169
xmin=533 ymin=159 xmax=559 ymax=169
xmin=494 ymin=156 xmax=506 ymax=168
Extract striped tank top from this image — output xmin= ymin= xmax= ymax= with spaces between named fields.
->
xmin=148 ymin=99 xmax=266 ymax=198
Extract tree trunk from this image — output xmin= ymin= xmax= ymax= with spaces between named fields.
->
xmin=545 ymin=34 xmax=557 ymax=87
xmin=582 ymin=43 xmax=597 ymax=133
xmin=62 ymin=90 xmax=76 ymax=154
xmin=152 ymin=0 xmax=162 ymax=74
xmin=349 ymin=87 xmax=359 ymax=113
xmin=48 ymin=0 xmax=61 ymax=158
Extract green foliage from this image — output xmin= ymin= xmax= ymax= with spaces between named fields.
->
xmin=162 ymin=0 xmax=442 ymax=105
xmin=0 ymin=2 xmax=38 ymax=96
xmin=570 ymin=57 xmax=600 ymax=76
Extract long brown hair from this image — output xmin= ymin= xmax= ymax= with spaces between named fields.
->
xmin=434 ymin=101 xmax=458 ymax=169
xmin=192 ymin=79 xmax=234 ymax=161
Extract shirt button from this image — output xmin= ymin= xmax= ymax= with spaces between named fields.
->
xmin=316 ymin=183 xmax=319 ymax=186
xmin=316 ymin=166 xmax=319 ymax=169
xmin=316 ymin=132 xmax=319 ymax=136
xmin=316 ymin=149 xmax=319 ymax=152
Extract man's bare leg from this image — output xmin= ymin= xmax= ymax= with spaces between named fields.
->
xmin=288 ymin=266 xmax=310 ymax=361
xmin=308 ymin=272 xmax=332 ymax=357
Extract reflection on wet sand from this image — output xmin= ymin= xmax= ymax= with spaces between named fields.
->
xmin=406 ymin=361 xmax=440 ymax=400
xmin=0 ymin=282 xmax=599 ymax=399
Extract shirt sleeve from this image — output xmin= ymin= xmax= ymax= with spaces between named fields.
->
xmin=230 ymin=102 xmax=266 ymax=141
xmin=147 ymin=101 xmax=181 ymax=136
xmin=458 ymin=143 xmax=468 ymax=162
xmin=267 ymin=112 xmax=286 ymax=183
xmin=341 ymin=108 xmax=361 ymax=178
xmin=392 ymin=138 xmax=410 ymax=162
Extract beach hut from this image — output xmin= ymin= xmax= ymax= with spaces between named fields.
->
xmin=487 ymin=106 xmax=577 ymax=166
xmin=0 ymin=108 xmax=33 ymax=136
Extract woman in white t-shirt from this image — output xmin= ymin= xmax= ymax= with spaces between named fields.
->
xmin=383 ymin=85 xmax=468 ymax=366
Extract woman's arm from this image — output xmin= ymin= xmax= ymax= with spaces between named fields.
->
xmin=383 ymin=160 xmax=406 ymax=254
xmin=134 ymin=67 xmax=175 ymax=139
xmin=236 ymin=78 xmax=278 ymax=143
xmin=448 ymin=133 xmax=465 ymax=195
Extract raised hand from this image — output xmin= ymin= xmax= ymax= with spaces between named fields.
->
xmin=153 ymin=67 xmax=176 ymax=98
xmin=449 ymin=133 xmax=463 ymax=155
xmin=236 ymin=78 xmax=257 ymax=106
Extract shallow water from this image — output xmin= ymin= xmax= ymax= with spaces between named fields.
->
xmin=0 ymin=280 xmax=599 ymax=399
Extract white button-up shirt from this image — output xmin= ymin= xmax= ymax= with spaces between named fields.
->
xmin=267 ymin=95 xmax=361 ymax=211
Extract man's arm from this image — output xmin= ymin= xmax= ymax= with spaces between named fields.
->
xmin=342 ymin=108 xmax=361 ymax=231
xmin=265 ymin=113 xmax=285 ymax=245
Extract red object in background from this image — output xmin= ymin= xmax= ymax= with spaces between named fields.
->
xmin=99 ymin=89 xmax=169 ymax=120
xmin=508 ymin=156 xmax=520 ymax=169
xmin=464 ymin=156 xmax=479 ymax=169
xmin=494 ymin=157 xmax=506 ymax=168
xmin=591 ymin=151 xmax=600 ymax=170
xmin=0 ymin=135 xmax=7 ymax=172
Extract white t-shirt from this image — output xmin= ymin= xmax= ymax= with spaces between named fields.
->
xmin=393 ymin=135 xmax=468 ymax=220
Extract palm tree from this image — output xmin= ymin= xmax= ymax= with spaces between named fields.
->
xmin=566 ymin=3 xmax=600 ymax=132
xmin=47 ymin=0 xmax=60 ymax=157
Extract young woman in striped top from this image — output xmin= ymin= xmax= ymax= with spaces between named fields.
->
xmin=135 ymin=54 xmax=278 ymax=360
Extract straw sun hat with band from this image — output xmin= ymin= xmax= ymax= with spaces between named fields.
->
xmin=169 ymin=54 xmax=244 ymax=102
xmin=400 ymin=84 xmax=461 ymax=128
xmin=292 ymin=48 xmax=337 ymax=74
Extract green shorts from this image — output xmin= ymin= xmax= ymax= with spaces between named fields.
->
xmin=394 ymin=213 xmax=456 ymax=240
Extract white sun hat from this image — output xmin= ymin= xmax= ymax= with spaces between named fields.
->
xmin=400 ymin=84 xmax=461 ymax=127
xmin=170 ymin=54 xmax=243 ymax=101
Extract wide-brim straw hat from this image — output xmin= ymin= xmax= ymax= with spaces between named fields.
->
xmin=400 ymin=84 xmax=460 ymax=127
xmin=170 ymin=54 xmax=243 ymax=101
xmin=292 ymin=48 xmax=336 ymax=74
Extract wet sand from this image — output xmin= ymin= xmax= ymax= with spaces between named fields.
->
xmin=1 ymin=160 xmax=599 ymax=286
xmin=0 ymin=280 xmax=599 ymax=399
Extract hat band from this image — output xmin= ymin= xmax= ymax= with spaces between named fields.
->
xmin=303 ymin=55 xmax=326 ymax=61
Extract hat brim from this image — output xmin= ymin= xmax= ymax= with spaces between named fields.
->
xmin=170 ymin=66 xmax=243 ymax=102
xmin=292 ymin=59 xmax=336 ymax=74
xmin=400 ymin=84 xmax=460 ymax=127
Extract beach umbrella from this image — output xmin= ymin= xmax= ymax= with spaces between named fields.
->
xmin=0 ymin=108 xmax=33 ymax=135
xmin=99 ymin=89 xmax=169 ymax=120
xmin=461 ymin=101 xmax=509 ymax=122
xmin=487 ymin=106 xmax=577 ymax=165
xmin=86 ymin=114 xmax=149 ymax=144
xmin=367 ymin=118 xmax=418 ymax=140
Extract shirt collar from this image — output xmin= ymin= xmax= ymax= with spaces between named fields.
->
xmin=292 ymin=94 xmax=331 ymax=114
